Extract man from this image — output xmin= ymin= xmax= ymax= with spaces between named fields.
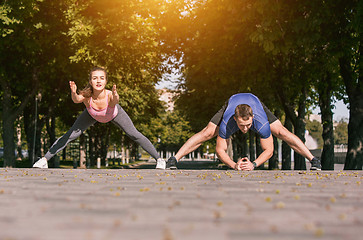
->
xmin=166 ymin=93 xmax=321 ymax=171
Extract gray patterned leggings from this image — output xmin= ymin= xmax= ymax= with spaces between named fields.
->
xmin=44 ymin=104 xmax=160 ymax=160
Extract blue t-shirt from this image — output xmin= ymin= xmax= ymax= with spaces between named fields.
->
xmin=219 ymin=93 xmax=271 ymax=139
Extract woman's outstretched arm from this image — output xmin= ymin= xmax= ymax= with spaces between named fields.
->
xmin=69 ymin=81 xmax=85 ymax=103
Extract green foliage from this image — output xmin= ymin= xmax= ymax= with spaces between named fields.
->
xmin=139 ymin=110 xmax=193 ymax=152
xmin=305 ymin=120 xmax=323 ymax=149
xmin=65 ymin=0 xmax=169 ymax=79
xmin=165 ymin=0 xmax=322 ymax=127
xmin=0 ymin=4 xmax=20 ymax=37
xmin=334 ymin=120 xmax=348 ymax=145
xmin=64 ymin=0 xmax=170 ymax=124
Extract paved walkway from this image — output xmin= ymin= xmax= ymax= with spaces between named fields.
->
xmin=0 ymin=167 xmax=362 ymax=240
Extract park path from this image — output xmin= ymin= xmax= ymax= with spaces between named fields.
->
xmin=0 ymin=168 xmax=362 ymax=240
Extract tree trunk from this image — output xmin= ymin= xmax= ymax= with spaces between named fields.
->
xmin=1 ymin=82 xmax=16 ymax=167
xmin=79 ymin=134 xmax=86 ymax=169
xmin=318 ymin=73 xmax=335 ymax=170
xmin=2 ymin=117 xmax=16 ymax=167
xmin=255 ymin=135 xmax=264 ymax=169
xmin=16 ymin=118 xmax=23 ymax=160
xmin=89 ymin=131 xmax=96 ymax=167
xmin=62 ymin=148 xmax=67 ymax=161
xmin=23 ymin=98 xmax=44 ymax=165
xmin=344 ymin=102 xmax=363 ymax=170
xmin=249 ymin=131 xmax=255 ymax=161
xmin=49 ymin=115 xmax=59 ymax=167
xmin=232 ymin=135 xmax=238 ymax=162
xmin=1 ymin=71 xmax=38 ymax=167
xmin=242 ymin=133 xmax=248 ymax=158
xmin=339 ymin=56 xmax=363 ymax=170
xmin=269 ymin=135 xmax=279 ymax=170
xmin=294 ymin=93 xmax=307 ymax=170
xmin=24 ymin=104 xmax=35 ymax=164
xmin=35 ymin=118 xmax=45 ymax=160
xmin=101 ymin=127 xmax=110 ymax=162
xmin=232 ymin=131 xmax=248 ymax=161
xmin=269 ymin=110 xmax=281 ymax=170
xmin=282 ymin=117 xmax=292 ymax=170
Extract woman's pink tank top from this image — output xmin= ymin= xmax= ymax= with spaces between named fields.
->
xmin=86 ymin=91 xmax=118 ymax=123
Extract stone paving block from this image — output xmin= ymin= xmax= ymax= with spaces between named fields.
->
xmin=0 ymin=168 xmax=363 ymax=240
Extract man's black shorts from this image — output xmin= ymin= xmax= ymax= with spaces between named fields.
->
xmin=210 ymin=100 xmax=278 ymax=126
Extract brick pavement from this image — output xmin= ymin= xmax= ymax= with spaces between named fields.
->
xmin=0 ymin=168 xmax=362 ymax=240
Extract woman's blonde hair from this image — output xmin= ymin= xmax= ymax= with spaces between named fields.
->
xmin=79 ymin=67 xmax=107 ymax=98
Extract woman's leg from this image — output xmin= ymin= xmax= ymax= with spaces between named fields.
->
xmin=112 ymin=105 xmax=160 ymax=160
xmin=44 ymin=110 xmax=96 ymax=160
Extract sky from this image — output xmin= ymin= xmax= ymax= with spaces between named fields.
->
xmin=156 ymin=79 xmax=350 ymax=122
xmin=312 ymin=99 xmax=349 ymax=122
xmin=155 ymin=79 xmax=179 ymax=90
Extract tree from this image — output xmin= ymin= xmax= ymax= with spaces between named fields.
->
xmin=167 ymin=0 xmax=320 ymax=170
xmin=338 ymin=0 xmax=363 ymax=170
xmin=318 ymin=73 xmax=335 ymax=170
xmin=0 ymin=1 xmax=42 ymax=167
xmin=304 ymin=0 xmax=349 ymax=170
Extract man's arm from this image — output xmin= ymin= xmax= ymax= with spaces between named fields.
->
xmin=241 ymin=135 xmax=274 ymax=170
xmin=216 ymin=136 xmax=240 ymax=170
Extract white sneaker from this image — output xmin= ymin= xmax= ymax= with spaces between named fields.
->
xmin=33 ymin=157 xmax=48 ymax=168
xmin=155 ymin=158 xmax=166 ymax=170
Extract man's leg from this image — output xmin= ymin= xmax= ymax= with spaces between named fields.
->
xmin=270 ymin=120 xmax=314 ymax=161
xmin=167 ymin=100 xmax=227 ymax=169
xmin=174 ymin=122 xmax=219 ymax=161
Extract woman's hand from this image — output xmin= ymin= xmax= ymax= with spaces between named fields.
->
xmin=69 ymin=81 xmax=84 ymax=103
xmin=110 ymin=84 xmax=119 ymax=106
xmin=69 ymin=81 xmax=77 ymax=93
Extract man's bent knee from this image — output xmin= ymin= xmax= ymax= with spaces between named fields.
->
xmin=200 ymin=122 xmax=218 ymax=140
xmin=270 ymin=120 xmax=291 ymax=139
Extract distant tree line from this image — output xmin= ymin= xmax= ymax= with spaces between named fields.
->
xmin=0 ymin=0 xmax=361 ymax=170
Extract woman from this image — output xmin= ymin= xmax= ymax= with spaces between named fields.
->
xmin=33 ymin=67 xmax=165 ymax=169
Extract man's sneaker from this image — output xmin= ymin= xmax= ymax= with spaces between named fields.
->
xmin=156 ymin=158 xmax=166 ymax=170
xmin=166 ymin=156 xmax=178 ymax=170
xmin=33 ymin=157 xmax=48 ymax=169
xmin=310 ymin=157 xmax=321 ymax=171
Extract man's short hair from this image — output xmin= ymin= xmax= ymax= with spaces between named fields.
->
xmin=235 ymin=104 xmax=253 ymax=120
